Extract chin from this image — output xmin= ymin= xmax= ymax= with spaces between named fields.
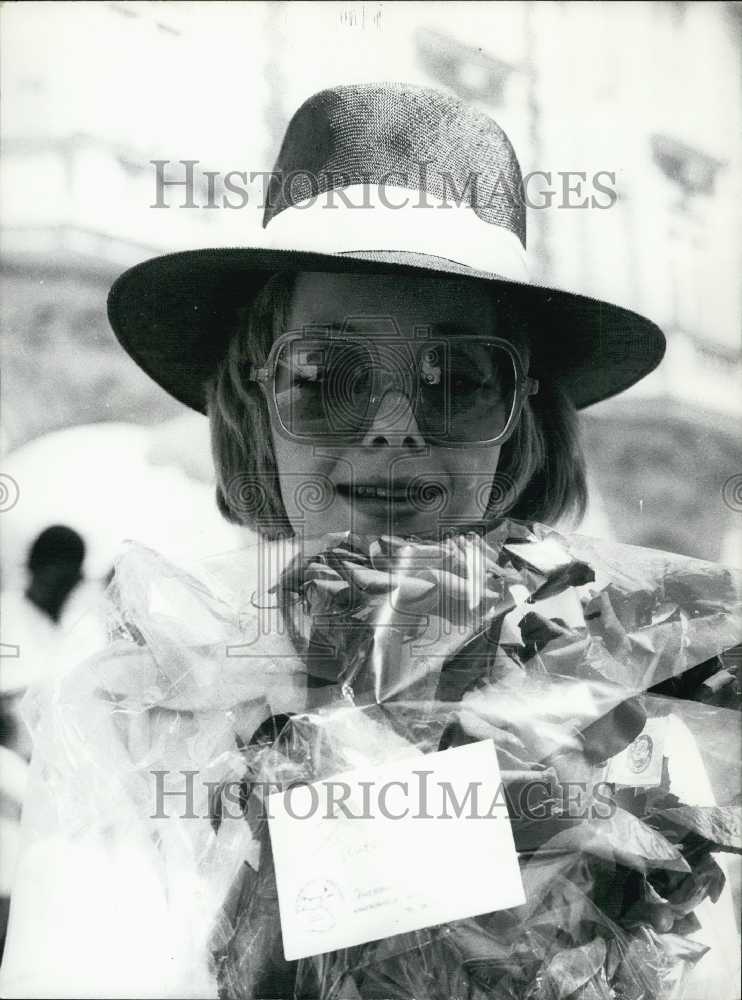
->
xmin=315 ymin=494 xmax=471 ymax=540
xmin=348 ymin=506 xmax=444 ymax=539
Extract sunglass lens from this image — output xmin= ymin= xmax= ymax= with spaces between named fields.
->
xmin=418 ymin=341 xmax=517 ymax=443
xmin=274 ymin=340 xmax=375 ymax=439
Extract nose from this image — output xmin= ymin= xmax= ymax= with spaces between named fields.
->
xmin=361 ymin=387 xmax=426 ymax=449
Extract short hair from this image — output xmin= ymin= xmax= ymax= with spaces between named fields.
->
xmin=27 ymin=524 xmax=85 ymax=575
xmin=207 ymin=273 xmax=587 ymax=538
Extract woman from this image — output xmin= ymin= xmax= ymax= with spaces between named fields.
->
xmin=2 ymin=83 xmax=739 ymax=999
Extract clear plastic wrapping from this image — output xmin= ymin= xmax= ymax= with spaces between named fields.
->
xmin=2 ymin=520 xmax=740 ymax=999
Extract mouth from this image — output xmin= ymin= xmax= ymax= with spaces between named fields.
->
xmin=337 ymin=483 xmax=409 ymax=503
xmin=336 ymin=481 xmax=447 ymax=506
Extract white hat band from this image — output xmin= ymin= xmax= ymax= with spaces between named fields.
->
xmin=264 ymin=184 xmax=529 ymax=282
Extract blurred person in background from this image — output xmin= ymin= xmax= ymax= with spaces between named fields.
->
xmin=24 ymin=525 xmax=85 ymax=625
xmin=0 ymin=705 xmax=27 ymax=965
xmin=0 ymin=526 xmax=109 ymax=968
xmin=0 ymin=525 xmax=86 ymax=760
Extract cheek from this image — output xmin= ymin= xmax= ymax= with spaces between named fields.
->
xmin=273 ymin=437 xmax=318 ymax=511
xmin=271 ymin=435 xmax=343 ymax=532
xmin=441 ymin=446 xmax=501 ymax=511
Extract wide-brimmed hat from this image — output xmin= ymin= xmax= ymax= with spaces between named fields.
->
xmin=108 ymin=82 xmax=665 ymax=412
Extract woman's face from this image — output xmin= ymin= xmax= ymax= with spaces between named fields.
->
xmin=269 ymin=271 xmax=513 ymax=539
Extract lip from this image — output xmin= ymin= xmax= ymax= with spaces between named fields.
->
xmin=335 ymin=480 xmax=447 ymax=504
xmin=336 ymin=482 xmax=410 ymax=503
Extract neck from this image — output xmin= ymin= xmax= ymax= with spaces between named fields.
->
xmin=25 ymin=578 xmax=77 ymax=624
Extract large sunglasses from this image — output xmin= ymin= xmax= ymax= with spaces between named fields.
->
xmin=247 ymin=331 xmax=538 ymax=447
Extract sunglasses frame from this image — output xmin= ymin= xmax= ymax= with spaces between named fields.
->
xmin=246 ymin=330 xmax=539 ymax=448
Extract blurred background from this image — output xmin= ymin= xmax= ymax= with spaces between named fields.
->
xmin=1 ymin=0 xmax=741 ymax=587
xmin=1 ymin=0 xmax=741 ymax=964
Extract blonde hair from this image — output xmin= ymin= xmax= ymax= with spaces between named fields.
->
xmin=207 ymin=272 xmax=587 ymax=538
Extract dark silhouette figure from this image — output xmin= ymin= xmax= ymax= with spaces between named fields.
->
xmin=24 ymin=525 xmax=85 ymax=624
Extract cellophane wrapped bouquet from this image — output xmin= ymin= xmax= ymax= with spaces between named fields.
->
xmin=4 ymin=520 xmax=741 ymax=1000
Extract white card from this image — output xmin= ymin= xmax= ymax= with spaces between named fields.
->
xmin=267 ymin=740 xmax=525 ymax=961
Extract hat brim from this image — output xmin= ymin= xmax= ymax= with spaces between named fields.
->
xmin=107 ymin=247 xmax=665 ymax=413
